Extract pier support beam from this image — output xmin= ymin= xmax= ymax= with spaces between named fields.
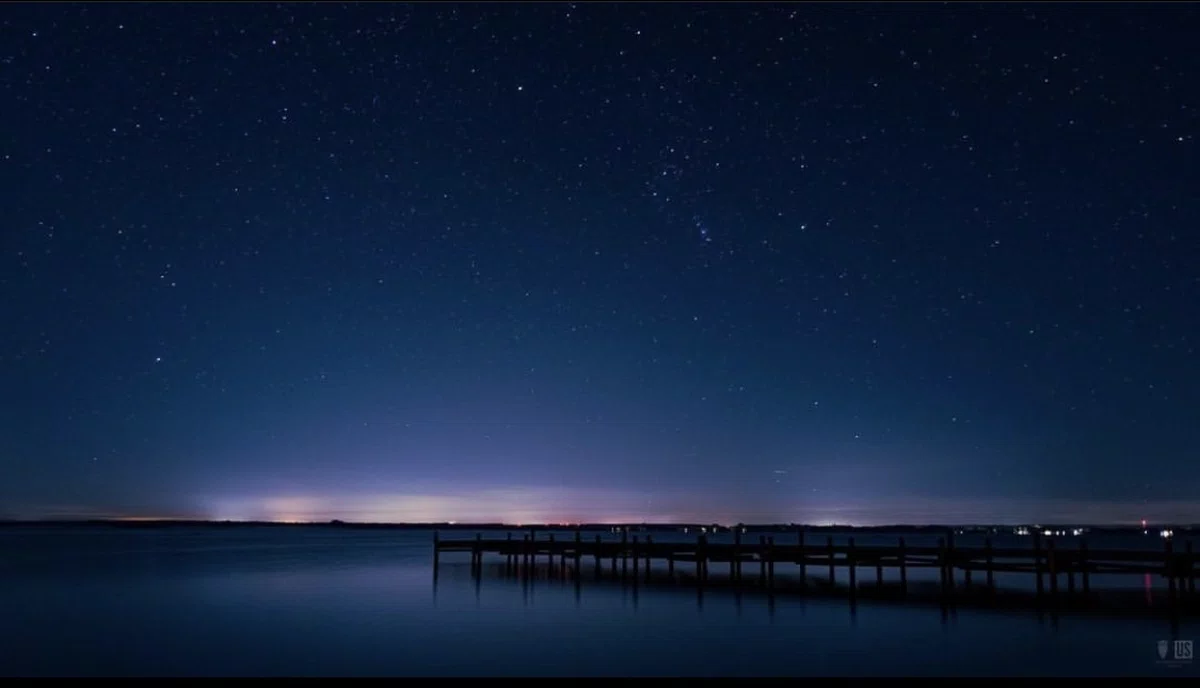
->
xmin=645 ymin=536 xmax=654 ymax=583
xmin=767 ymin=537 xmax=776 ymax=589
xmin=1166 ymin=538 xmax=1177 ymax=603
xmin=732 ymin=529 xmax=741 ymax=580
xmin=433 ymin=530 xmax=440 ymax=578
xmin=847 ymin=537 xmax=857 ymax=597
xmin=984 ymin=537 xmax=995 ymax=590
xmin=798 ymin=528 xmax=807 ymax=587
xmin=1047 ymin=539 xmax=1059 ymax=603
xmin=938 ymin=537 xmax=947 ymax=592
xmin=759 ymin=536 xmax=768 ymax=586
xmin=1080 ymin=538 xmax=1090 ymax=595
xmin=621 ymin=530 xmax=628 ymax=578
xmin=1186 ymin=541 xmax=1195 ymax=597
xmin=827 ymin=536 xmax=835 ymax=586
xmin=574 ymin=531 xmax=583 ymax=578
xmin=946 ymin=530 xmax=957 ymax=595
xmin=594 ymin=534 xmax=602 ymax=576
xmin=1067 ymin=548 xmax=1076 ymax=596
xmin=1033 ymin=531 xmax=1045 ymax=602
xmin=631 ymin=535 xmax=640 ymax=584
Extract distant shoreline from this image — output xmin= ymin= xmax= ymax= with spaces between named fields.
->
xmin=0 ymin=519 xmax=1195 ymax=536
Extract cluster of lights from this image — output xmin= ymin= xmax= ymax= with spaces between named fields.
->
xmin=1013 ymin=527 xmax=1085 ymax=537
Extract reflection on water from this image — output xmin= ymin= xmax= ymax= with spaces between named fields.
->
xmin=0 ymin=526 xmax=1195 ymax=677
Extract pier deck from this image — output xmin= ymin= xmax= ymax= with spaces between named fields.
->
xmin=434 ymin=529 xmax=1199 ymax=615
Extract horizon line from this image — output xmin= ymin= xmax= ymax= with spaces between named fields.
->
xmin=4 ymin=517 xmax=1197 ymax=530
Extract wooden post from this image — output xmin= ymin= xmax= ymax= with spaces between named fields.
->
xmin=982 ymin=537 xmax=994 ymax=590
xmin=610 ymin=534 xmax=618 ymax=576
xmin=474 ymin=533 xmax=482 ymax=571
xmin=1187 ymin=540 xmax=1196 ymax=596
xmin=621 ymin=529 xmax=629 ymax=577
xmin=668 ymin=550 xmax=675 ymax=577
xmin=433 ymin=530 xmax=440 ymax=575
xmin=631 ymin=535 xmax=640 ymax=582
xmin=505 ymin=532 xmax=513 ymax=570
xmin=593 ymin=534 xmax=602 ymax=575
xmin=827 ymin=536 xmax=835 ymax=585
xmin=1166 ymin=537 xmax=1177 ymax=602
xmin=798 ymin=528 xmax=807 ymax=587
xmin=645 ymin=535 xmax=655 ymax=583
xmin=547 ymin=533 xmax=555 ymax=575
xmin=945 ymin=530 xmax=957 ymax=593
xmin=767 ymin=536 xmax=776 ymax=589
xmin=938 ymin=537 xmax=947 ymax=591
xmin=1080 ymin=538 xmax=1090 ymax=594
xmin=698 ymin=534 xmax=709 ymax=584
xmin=1033 ymin=530 xmax=1044 ymax=600
xmin=759 ymin=536 xmax=768 ymax=586
xmin=1067 ymin=545 xmax=1076 ymax=596
xmin=876 ymin=549 xmax=884 ymax=588
xmin=732 ymin=529 xmax=741 ymax=580
xmin=847 ymin=537 xmax=857 ymax=596
xmin=522 ymin=534 xmax=531 ymax=571
xmin=898 ymin=537 xmax=907 ymax=594
xmin=574 ymin=531 xmax=582 ymax=577
xmin=1047 ymin=539 xmax=1058 ymax=601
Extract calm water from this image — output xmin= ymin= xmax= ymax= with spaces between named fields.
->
xmin=0 ymin=526 xmax=1195 ymax=677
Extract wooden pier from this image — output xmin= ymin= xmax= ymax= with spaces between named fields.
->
xmin=433 ymin=528 xmax=1199 ymax=616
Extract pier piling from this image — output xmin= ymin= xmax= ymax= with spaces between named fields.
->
xmin=1187 ymin=541 xmax=1196 ymax=596
xmin=593 ymin=534 xmax=602 ymax=575
xmin=797 ymin=528 xmax=807 ymax=587
xmin=848 ymin=537 xmax=857 ymax=597
xmin=827 ymin=536 xmax=835 ymax=586
xmin=984 ymin=537 xmax=995 ymax=590
xmin=1081 ymin=538 xmax=1090 ymax=595
xmin=1047 ymin=539 xmax=1059 ymax=602
xmin=645 ymin=536 xmax=654 ymax=583
xmin=1033 ymin=530 xmax=1045 ymax=601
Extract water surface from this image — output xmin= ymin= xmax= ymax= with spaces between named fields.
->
xmin=0 ymin=525 xmax=1194 ymax=676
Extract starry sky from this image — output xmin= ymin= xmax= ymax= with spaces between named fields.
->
xmin=2 ymin=3 xmax=1197 ymax=526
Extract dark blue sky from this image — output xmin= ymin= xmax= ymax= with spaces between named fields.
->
xmin=2 ymin=3 xmax=1197 ymax=525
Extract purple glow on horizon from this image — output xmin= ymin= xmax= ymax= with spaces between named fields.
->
xmin=12 ymin=491 xmax=1197 ymax=527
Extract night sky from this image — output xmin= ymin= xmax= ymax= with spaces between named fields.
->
xmin=2 ymin=3 xmax=1197 ymax=525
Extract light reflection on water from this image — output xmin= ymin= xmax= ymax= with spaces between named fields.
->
xmin=0 ymin=526 xmax=1194 ymax=677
